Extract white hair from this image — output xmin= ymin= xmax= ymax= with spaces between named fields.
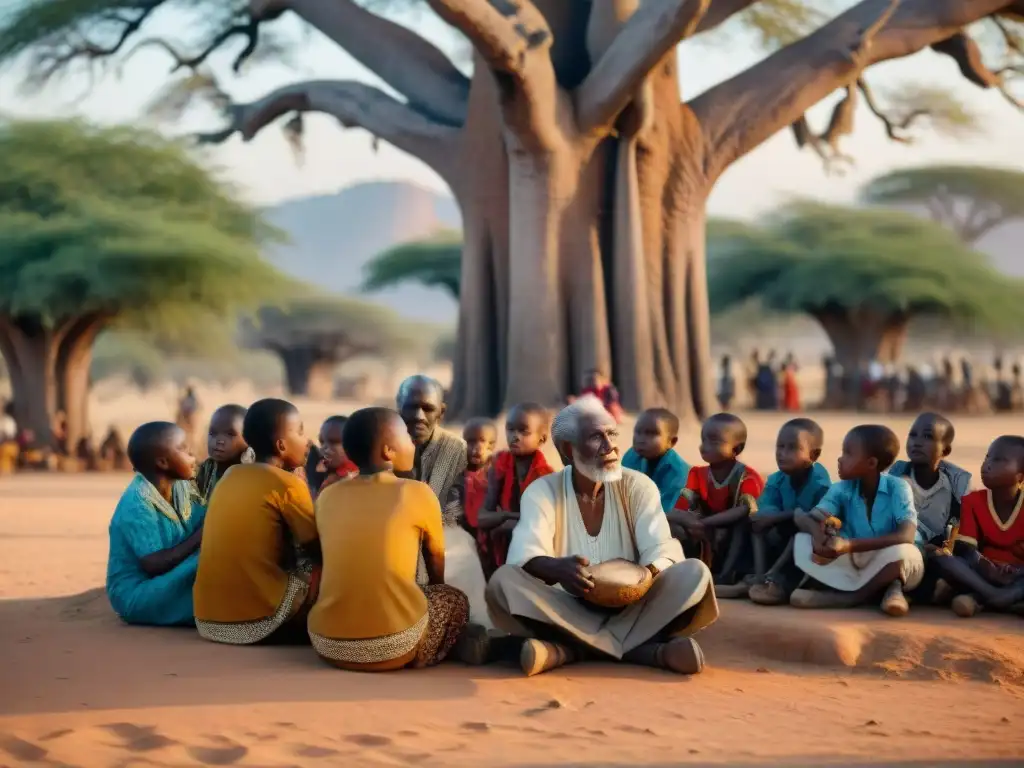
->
xmin=551 ymin=394 xmax=612 ymax=447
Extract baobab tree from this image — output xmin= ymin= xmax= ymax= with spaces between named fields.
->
xmin=363 ymin=231 xmax=463 ymax=299
xmin=3 ymin=0 xmax=1022 ymax=421
xmin=0 ymin=119 xmax=279 ymax=452
xmin=241 ymin=297 xmax=418 ymax=399
xmin=708 ymin=203 xmax=1024 ymax=389
xmin=862 ymin=165 xmax=1024 ymax=244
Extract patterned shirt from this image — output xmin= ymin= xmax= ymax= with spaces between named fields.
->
xmin=675 ymin=463 xmax=765 ymax=516
xmin=415 ymin=429 xmax=467 ymax=526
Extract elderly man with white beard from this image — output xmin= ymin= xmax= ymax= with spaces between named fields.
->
xmin=485 ymin=396 xmax=719 ymax=677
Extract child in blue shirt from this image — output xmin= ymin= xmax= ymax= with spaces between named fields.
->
xmin=793 ymin=424 xmax=922 ymax=617
xmin=622 ymin=408 xmax=690 ymax=513
xmin=749 ymin=418 xmax=832 ymax=605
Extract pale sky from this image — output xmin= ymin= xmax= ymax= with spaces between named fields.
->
xmin=3 ymin=4 xmax=1022 ymax=219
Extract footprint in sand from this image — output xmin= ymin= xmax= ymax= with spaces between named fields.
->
xmin=102 ymin=722 xmax=177 ymax=752
xmin=292 ymin=743 xmax=340 ymax=758
xmin=345 ymin=734 xmax=393 ymax=748
xmin=186 ymin=741 xmax=249 ymax=765
xmin=0 ymin=734 xmax=47 ymax=762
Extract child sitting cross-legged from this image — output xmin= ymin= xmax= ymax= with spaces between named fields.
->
xmin=932 ymin=435 xmax=1024 ymax=617
xmin=622 ymin=408 xmax=690 ymax=513
xmin=748 ymin=418 xmax=832 ymax=606
xmin=792 ymin=424 xmax=923 ymax=617
xmin=477 ymin=403 xmax=555 ymax=575
xmin=194 ymin=404 xmax=253 ymax=502
xmin=888 ymin=412 xmax=972 ymax=604
xmin=315 ymin=415 xmax=359 ymax=498
xmin=669 ymin=413 xmax=765 ymax=598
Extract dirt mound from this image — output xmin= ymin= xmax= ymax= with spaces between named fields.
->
xmin=704 ymin=601 xmax=1024 ymax=685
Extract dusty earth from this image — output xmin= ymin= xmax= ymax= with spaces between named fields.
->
xmin=1 ymin=406 xmax=1023 ymax=767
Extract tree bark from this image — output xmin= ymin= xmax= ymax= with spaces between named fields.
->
xmin=275 ymin=347 xmax=337 ymax=400
xmin=0 ymin=314 xmax=108 ymax=453
xmin=812 ymin=308 xmax=909 ymax=407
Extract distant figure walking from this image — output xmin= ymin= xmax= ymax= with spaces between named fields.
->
xmin=176 ymin=385 xmax=200 ymax=455
xmin=781 ymin=358 xmax=800 ymax=412
xmin=717 ymin=355 xmax=735 ymax=410
xmin=753 ymin=353 xmax=778 ymax=411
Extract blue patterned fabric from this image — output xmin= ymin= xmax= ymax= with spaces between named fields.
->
xmin=106 ymin=474 xmax=206 ymax=626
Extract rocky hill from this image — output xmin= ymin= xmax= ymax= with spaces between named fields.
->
xmin=265 ymin=181 xmax=461 ymax=323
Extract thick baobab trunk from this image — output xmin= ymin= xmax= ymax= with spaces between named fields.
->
xmin=276 ymin=347 xmax=336 ymax=400
xmin=0 ymin=314 xmax=106 ymax=453
xmin=813 ymin=309 xmax=909 ymax=407
xmin=449 ymin=47 xmax=714 ymax=422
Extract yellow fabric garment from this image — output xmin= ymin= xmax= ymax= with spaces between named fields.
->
xmin=308 ymin=472 xmax=444 ymax=640
xmin=194 ymin=464 xmax=317 ymax=623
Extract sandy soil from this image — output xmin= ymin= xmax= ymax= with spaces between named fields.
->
xmin=2 ymin=409 xmax=1023 ymax=767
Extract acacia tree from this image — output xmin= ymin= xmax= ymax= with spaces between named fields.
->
xmin=362 ymin=231 xmax=462 ymax=299
xmin=0 ymin=119 xmax=279 ymax=451
xmin=708 ymin=203 xmax=1024 ymax=376
xmin=861 ymin=165 xmax=1024 ymax=244
xmin=5 ymin=1 xmax=1023 ymax=421
xmin=241 ymin=296 xmax=418 ymax=399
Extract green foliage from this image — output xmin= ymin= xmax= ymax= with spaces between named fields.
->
xmin=243 ymin=294 xmax=422 ymax=362
xmin=362 ymin=230 xmax=462 ymax=299
xmin=730 ymin=0 xmax=825 ymax=48
xmin=0 ymin=118 xmax=284 ymax=328
xmin=861 ymin=165 xmax=1024 ymax=218
xmin=708 ymin=202 xmax=1024 ymax=330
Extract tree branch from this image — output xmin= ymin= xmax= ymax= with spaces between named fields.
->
xmin=857 ymin=78 xmax=927 ymax=142
xmin=195 ymin=80 xmax=460 ymax=183
xmin=575 ymin=0 xmax=710 ymax=134
xmin=692 ymin=0 xmax=761 ymax=35
xmin=691 ymin=0 xmax=1018 ymax=179
xmin=123 ymin=17 xmax=262 ymax=76
xmin=283 ymin=0 xmax=469 ymax=127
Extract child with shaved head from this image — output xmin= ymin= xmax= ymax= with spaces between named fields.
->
xmin=670 ymin=413 xmax=765 ymax=598
xmin=106 ymin=421 xmax=205 ymax=626
xmin=749 ymin=418 xmax=832 ymax=605
xmin=478 ymin=403 xmax=554 ymax=575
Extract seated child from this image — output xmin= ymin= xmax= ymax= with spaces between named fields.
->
xmin=889 ymin=413 xmax=971 ymax=548
xmin=792 ymin=424 xmax=922 ymax=617
xmin=308 ymin=407 xmax=469 ymax=670
xmin=572 ymin=369 xmax=624 ymax=423
xmin=106 ymin=422 xmax=205 ymax=626
xmin=457 ymin=418 xmax=498 ymax=564
xmin=933 ymin=435 xmax=1024 ymax=617
xmin=669 ymin=413 xmax=764 ymax=597
xmin=748 ymin=418 xmax=832 ymax=606
xmin=194 ymin=404 xmax=252 ymax=501
xmin=888 ymin=412 xmax=972 ymax=602
xmin=622 ymin=408 xmax=690 ymax=512
xmin=193 ymin=398 xmax=320 ymax=645
xmin=478 ymin=403 xmax=554 ymax=576
xmin=315 ymin=415 xmax=359 ymax=497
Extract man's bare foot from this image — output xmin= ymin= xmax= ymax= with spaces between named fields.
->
xmin=520 ymin=639 xmax=576 ymax=677
xmin=749 ymin=580 xmax=787 ymax=606
xmin=880 ymin=580 xmax=909 ymax=617
xmin=789 ymin=588 xmax=858 ymax=609
xmin=624 ymin=638 xmax=705 ymax=675
xmin=952 ymin=593 xmax=982 ymax=618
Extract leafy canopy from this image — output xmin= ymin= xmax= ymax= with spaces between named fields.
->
xmin=362 ymin=230 xmax=462 ymax=300
xmin=708 ymin=202 xmax=1024 ymax=329
xmin=861 ymin=165 xmax=1024 ymax=218
xmin=243 ymin=294 xmax=424 ymax=360
xmin=0 ymin=118 xmax=284 ymax=327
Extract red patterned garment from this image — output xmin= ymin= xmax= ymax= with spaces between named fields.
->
xmin=486 ymin=450 xmax=555 ymax=570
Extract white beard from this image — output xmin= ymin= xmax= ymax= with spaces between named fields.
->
xmin=575 ymin=457 xmax=622 ymax=484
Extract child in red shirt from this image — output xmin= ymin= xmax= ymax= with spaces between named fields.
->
xmin=316 ymin=415 xmax=359 ymax=497
xmin=669 ymin=412 xmax=764 ymax=597
xmin=478 ymin=403 xmax=554 ymax=576
xmin=457 ymin=418 xmax=498 ymax=568
xmin=934 ymin=434 xmax=1024 ymax=616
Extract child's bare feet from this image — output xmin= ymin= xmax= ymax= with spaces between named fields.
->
xmin=952 ymin=593 xmax=982 ymax=618
xmin=880 ymin=580 xmax=909 ymax=617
